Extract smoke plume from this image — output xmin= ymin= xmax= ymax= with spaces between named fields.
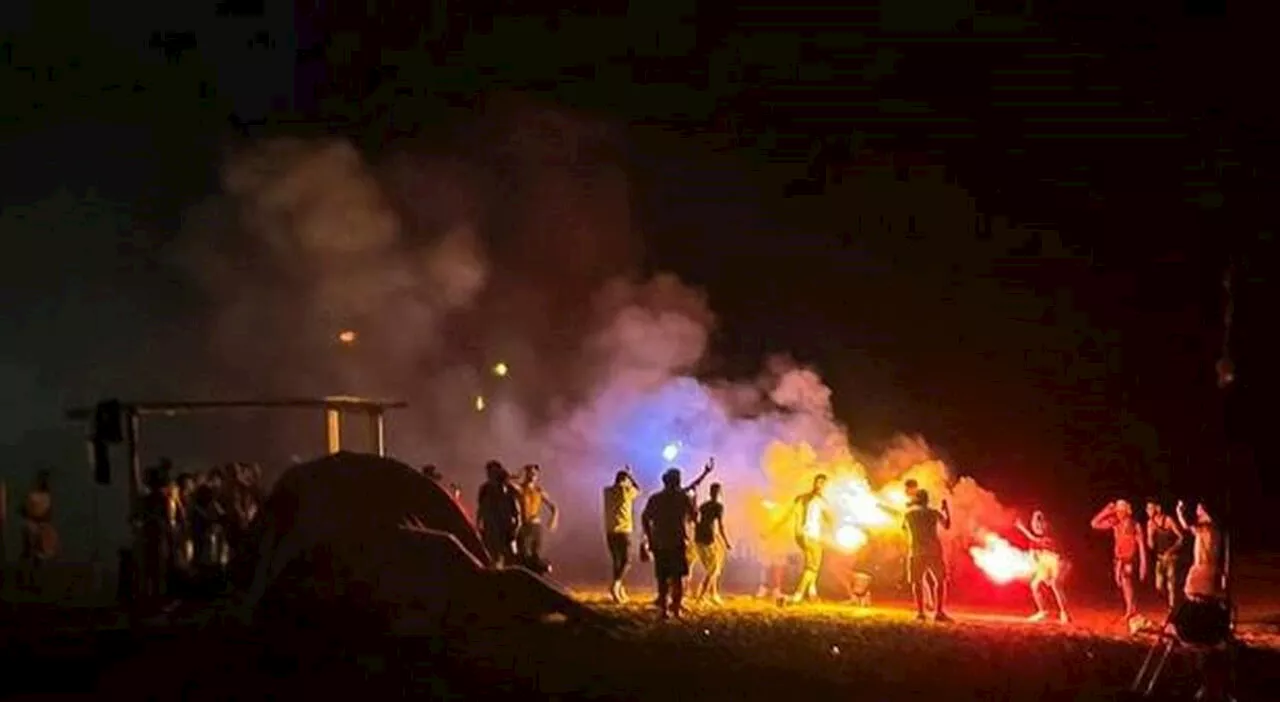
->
xmin=175 ymin=98 xmax=1017 ymax=586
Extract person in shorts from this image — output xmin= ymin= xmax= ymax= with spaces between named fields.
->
xmin=641 ymin=469 xmax=697 ymax=619
xmin=693 ymin=483 xmax=732 ymax=605
xmin=1146 ymin=499 xmax=1184 ymax=610
xmin=902 ymin=489 xmax=952 ymax=622
xmin=1091 ymin=499 xmax=1147 ymax=620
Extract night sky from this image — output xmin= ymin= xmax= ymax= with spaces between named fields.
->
xmin=2 ymin=1 xmax=1277 ymax=561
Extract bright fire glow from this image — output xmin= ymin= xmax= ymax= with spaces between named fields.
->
xmin=661 ymin=442 xmax=680 ymax=462
xmin=834 ymin=524 xmax=867 ymax=552
xmin=492 ymin=362 xmax=509 ymax=377
xmin=968 ymin=531 xmax=1035 ymax=584
xmin=474 ymin=395 xmax=486 ymax=412
xmin=337 ymin=330 xmax=357 ymax=344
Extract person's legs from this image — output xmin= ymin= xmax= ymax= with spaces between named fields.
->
xmin=654 ymin=552 xmax=671 ymax=615
xmin=670 ymin=549 xmax=689 ymax=616
xmin=607 ymin=532 xmax=630 ymax=601
xmin=1029 ymin=577 xmax=1048 ymax=620
xmin=791 ymin=538 xmax=821 ymax=603
xmin=1118 ymin=560 xmax=1137 ymax=618
xmin=1048 ymin=576 xmax=1070 ymax=622
xmin=908 ymin=556 xmax=926 ymax=618
xmin=706 ymin=543 xmax=726 ymax=603
xmin=931 ymin=556 xmax=951 ymax=620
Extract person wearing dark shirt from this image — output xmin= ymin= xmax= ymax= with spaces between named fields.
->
xmin=476 ymin=460 xmax=522 ymax=568
xmin=641 ymin=469 xmax=697 ymax=619
xmin=1146 ymin=499 xmax=1184 ymax=611
xmin=693 ymin=483 xmax=732 ymax=605
xmin=902 ymin=489 xmax=952 ymax=622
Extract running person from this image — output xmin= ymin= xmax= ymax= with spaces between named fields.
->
xmin=1016 ymin=510 xmax=1070 ymax=623
xmin=1091 ymin=499 xmax=1147 ymax=620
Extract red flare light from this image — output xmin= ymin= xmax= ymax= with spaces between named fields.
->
xmin=968 ymin=531 xmax=1035 ymax=584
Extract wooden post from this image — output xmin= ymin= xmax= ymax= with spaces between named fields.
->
xmin=370 ymin=411 xmax=386 ymax=457
xmin=325 ymin=407 xmax=342 ymax=454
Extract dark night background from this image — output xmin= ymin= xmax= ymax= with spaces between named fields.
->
xmin=2 ymin=0 xmax=1277 ymax=567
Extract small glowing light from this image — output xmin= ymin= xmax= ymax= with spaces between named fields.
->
xmin=474 ymin=395 xmax=486 ymax=412
xmin=493 ymin=362 xmax=509 ymax=378
xmin=830 ymin=645 xmax=841 ymax=655
xmin=702 ymin=629 xmax=711 ymax=636
xmin=337 ymin=330 xmax=357 ymax=344
xmin=661 ymin=442 xmax=680 ymax=462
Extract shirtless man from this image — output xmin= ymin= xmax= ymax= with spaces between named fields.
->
xmin=1091 ymin=499 xmax=1147 ymax=620
xmin=1175 ymin=499 xmax=1223 ymax=601
xmin=771 ymin=474 xmax=833 ymax=604
xmin=1016 ymin=510 xmax=1070 ymax=623
xmin=1146 ymin=499 xmax=1185 ymax=610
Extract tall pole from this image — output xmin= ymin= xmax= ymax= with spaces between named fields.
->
xmin=371 ymin=411 xmax=386 ymax=457
xmin=325 ymin=407 xmax=342 ymax=454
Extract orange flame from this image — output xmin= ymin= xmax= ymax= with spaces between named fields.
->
xmin=968 ymin=531 xmax=1035 ymax=584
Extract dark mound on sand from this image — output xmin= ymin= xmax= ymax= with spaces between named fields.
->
xmin=247 ymin=452 xmax=600 ymax=635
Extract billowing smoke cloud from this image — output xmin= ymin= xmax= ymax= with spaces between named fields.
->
xmin=175 ymin=96 xmax=1018 ymax=587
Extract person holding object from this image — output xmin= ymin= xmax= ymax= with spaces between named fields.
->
xmin=903 ymin=489 xmax=952 ymax=622
xmin=769 ymin=474 xmax=833 ymax=605
xmin=1175 ymin=499 xmax=1223 ymax=601
xmin=1091 ymin=499 xmax=1147 ymax=621
xmin=603 ymin=466 xmax=640 ymax=603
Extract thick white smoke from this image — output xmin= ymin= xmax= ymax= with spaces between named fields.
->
xmin=175 ymin=98 xmax=1015 ymax=586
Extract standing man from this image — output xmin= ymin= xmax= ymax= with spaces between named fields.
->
xmin=18 ymin=469 xmax=58 ymax=594
xmin=514 ymin=464 xmax=559 ymax=574
xmin=1016 ymin=509 xmax=1070 ymax=623
xmin=1091 ymin=499 xmax=1147 ymax=621
xmin=476 ymin=460 xmax=521 ymax=568
xmin=902 ymin=489 xmax=952 ymax=622
xmin=693 ymin=483 xmax=732 ymax=605
xmin=641 ymin=469 xmax=697 ymax=619
xmin=771 ymin=474 xmax=833 ymax=605
xmin=1146 ymin=499 xmax=1185 ymax=611
xmin=1175 ymin=499 xmax=1223 ymax=601
xmin=603 ymin=467 xmax=641 ymax=603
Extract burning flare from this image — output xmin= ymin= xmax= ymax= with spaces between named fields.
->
xmin=968 ymin=531 xmax=1035 ymax=584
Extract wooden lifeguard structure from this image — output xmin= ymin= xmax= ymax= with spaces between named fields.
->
xmin=65 ymin=396 xmax=408 ymax=509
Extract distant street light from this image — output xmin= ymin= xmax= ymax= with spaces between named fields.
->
xmin=337 ymin=330 xmax=357 ymax=345
xmin=492 ymin=361 xmax=509 ymax=378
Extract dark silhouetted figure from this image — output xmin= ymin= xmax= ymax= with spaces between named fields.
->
xmin=641 ymin=469 xmax=697 ymax=619
xmin=476 ymin=460 xmax=521 ymax=567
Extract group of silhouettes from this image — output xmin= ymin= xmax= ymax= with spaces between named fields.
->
xmin=133 ymin=458 xmax=265 ymax=603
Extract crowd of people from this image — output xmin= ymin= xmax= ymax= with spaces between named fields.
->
xmin=9 ymin=454 xmax=1225 ymax=633
xmin=132 ymin=458 xmax=265 ymax=603
xmin=458 ymin=456 xmax=1225 ymax=627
